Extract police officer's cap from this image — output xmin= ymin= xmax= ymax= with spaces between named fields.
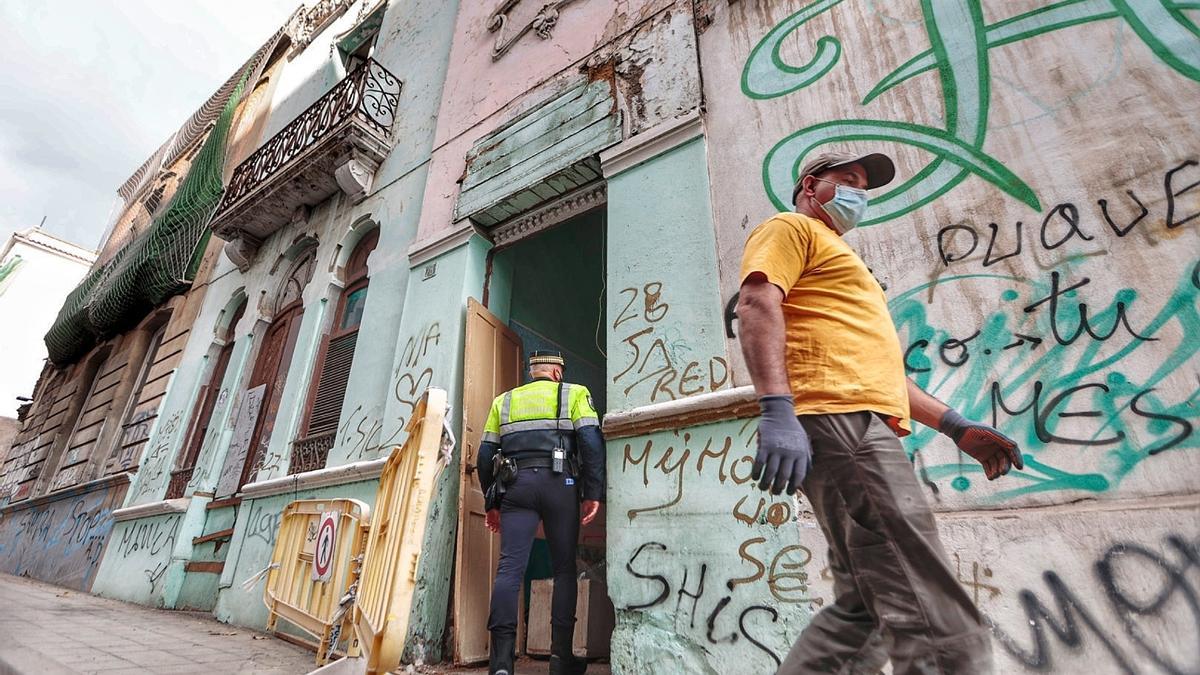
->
xmin=528 ymin=350 xmax=565 ymax=367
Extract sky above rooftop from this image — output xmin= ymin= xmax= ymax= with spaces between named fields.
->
xmin=0 ymin=0 xmax=301 ymax=250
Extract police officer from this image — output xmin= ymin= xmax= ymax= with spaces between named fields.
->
xmin=476 ymin=350 xmax=605 ymax=675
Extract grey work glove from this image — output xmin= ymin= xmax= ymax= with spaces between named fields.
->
xmin=939 ymin=410 xmax=1023 ymax=480
xmin=753 ymin=395 xmax=812 ymax=495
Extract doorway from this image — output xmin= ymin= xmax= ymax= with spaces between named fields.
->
xmin=455 ymin=207 xmax=613 ymax=664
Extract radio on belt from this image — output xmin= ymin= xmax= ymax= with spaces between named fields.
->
xmin=552 ymin=448 xmax=565 ymax=474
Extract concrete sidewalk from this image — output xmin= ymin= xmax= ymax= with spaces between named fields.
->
xmin=0 ymin=574 xmax=613 ymax=675
xmin=0 ymin=573 xmax=315 ymax=674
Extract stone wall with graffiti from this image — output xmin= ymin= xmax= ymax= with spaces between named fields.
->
xmin=0 ymin=476 xmax=128 ymax=590
xmin=608 ymin=2 xmax=1199 ymax=673
xmin=701 ymin=0 xmax=1198 ymax=508
xmin=92 ymin=511 xmax=186 ymax=607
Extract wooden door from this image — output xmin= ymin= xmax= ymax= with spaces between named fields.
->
xmin=453 ymin=298 xmax=522 ymax=664
xmin=238 ymin=305 xmax=304 ymax=489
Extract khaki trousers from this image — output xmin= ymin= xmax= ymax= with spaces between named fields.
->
xmin=777 ymin=412 xmax=994 ymax=675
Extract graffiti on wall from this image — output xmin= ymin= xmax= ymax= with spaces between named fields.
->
xmin=338 ymin=321 xmax=443 ymax=460
xmin=889 ymin=156 xmax=1198 ymax=498
xmin=0 ymin=481 xmax=127 ymax=590
xmin=743 ymin=0 xmax=1200 ymax=225
xmin=991 ymin=532 xmax=1200 ymax=674
xmin=110 ymin=514 xmax=182 ymax=596
xmin=132 ymin=411 xmax=183 ymax=500
xmin=612 ymin=282 xmax=729 ymax=404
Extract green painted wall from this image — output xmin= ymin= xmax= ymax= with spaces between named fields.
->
xmin=604 ymin=138 xmax=730 ymax=413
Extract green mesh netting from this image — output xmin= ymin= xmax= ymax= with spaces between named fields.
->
xmin=44 ymin=70 xmax=252 ymax=365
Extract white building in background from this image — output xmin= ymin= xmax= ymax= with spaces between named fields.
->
xmin=0 ymin=227 xmax=96 ymax=418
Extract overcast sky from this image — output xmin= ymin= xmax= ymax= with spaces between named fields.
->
xmin=0 ymin=0 xmax=301 ymax=250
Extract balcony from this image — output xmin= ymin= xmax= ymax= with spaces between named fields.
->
xmin=212 ymin=59 xmax=401 ymax=269
xmin=165 ymin=466 xmax=194 ymax=500
xmin=289 ymin=430 xmax=336 ymax=476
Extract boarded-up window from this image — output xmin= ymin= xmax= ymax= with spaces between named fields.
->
xmin=292 ymin=229 xmax=377 ymax=473
xmin=105 ymin=324 xmax=170 ymax=474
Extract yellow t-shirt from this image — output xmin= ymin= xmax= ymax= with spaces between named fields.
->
xmin=740 ymin=212 xmax=910 ymax=434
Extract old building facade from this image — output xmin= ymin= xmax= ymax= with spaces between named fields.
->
xmin=1 ymin=1 xmax=1197 ymax=673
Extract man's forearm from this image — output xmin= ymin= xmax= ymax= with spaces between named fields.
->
xmin=906 ymin=378 xmax=951 ymax=430
xmin=737 ymin=282 xmax=791 ymax=395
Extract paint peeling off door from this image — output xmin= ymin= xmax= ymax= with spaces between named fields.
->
xmin=453 ymin=298 xmax=522 ymax=664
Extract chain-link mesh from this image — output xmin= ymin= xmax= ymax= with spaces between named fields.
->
xmin=45 ymin=33 xmax=282 ymax=365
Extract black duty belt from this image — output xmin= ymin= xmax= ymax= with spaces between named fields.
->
xmin=514 ymin=457 xmax=555 ymax=470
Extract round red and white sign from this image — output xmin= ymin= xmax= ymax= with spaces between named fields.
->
xmin=313 ymin=513 xmax=337 ymax=581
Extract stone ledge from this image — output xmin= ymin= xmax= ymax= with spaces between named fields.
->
xmin=112 ymin=497 xmax=190 ymax=522
xmin=1 ymin=472 xmax=133 ymax=515
xmin=600 ymin=110 xmax=703 ymax=178
xmin=407 ymin=223 xmax=482 ymax=268
xmin=602 ymin=385 xmax=759 ymax=439
xmin=240 ymin=457 xmax=388 ymax=500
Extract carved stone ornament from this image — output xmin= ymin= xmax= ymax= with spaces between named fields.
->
xmin=491 ymin=182 xmax=605 ymax=247
xmin=284 ymin=0 xmax=354 ymax=50
xmin=334 ymin=155 xmax=378 ymax=204
xmin=224 ymin=233 xmax=263 ymax=273
xmin=487 ymin=0 xmax=584 ymax=61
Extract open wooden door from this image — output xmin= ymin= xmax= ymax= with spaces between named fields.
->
xmin=453 ymin=298 xmax=522 ymax=664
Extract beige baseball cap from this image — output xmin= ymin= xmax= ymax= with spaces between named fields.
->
xmin=792 ymin=151 xmax=896 ymax=203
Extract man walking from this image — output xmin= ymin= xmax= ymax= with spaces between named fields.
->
xmin=476 ymin=350 xmax=606 ymax=675
xmin=736 ymin=150 xmax=1023 ymax=674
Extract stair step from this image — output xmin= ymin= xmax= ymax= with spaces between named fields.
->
xmin=184 ymin=561 xmax=224 ymax=574
xmin=192 ymin=528 xmax=235 ymax=546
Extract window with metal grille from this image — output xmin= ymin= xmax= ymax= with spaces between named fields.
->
xmin=295 ymin=229 xmax=378 ymax=464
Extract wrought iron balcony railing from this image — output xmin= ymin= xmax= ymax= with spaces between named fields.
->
xmin=289 ymin=430 xmax=336 ymax=476
xmin=211 ymin=58 xmax=401 ymax=266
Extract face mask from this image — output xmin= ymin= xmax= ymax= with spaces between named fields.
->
xmin=812 ymin=179 xmax=869 ymax=234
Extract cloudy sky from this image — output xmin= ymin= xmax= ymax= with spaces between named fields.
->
xmin=0 ymin=0 xmax=301 ymax=250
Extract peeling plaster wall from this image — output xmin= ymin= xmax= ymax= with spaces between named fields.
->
xmin=597 ymin=1 xmax=1200 ymax=673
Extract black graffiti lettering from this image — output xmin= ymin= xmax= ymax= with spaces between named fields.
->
xmin=724 ymin=292 xmax=740 ymax=339
xmin=937 ymin=224 xmax=979 ymax=265
xmin=1098 ymin=191 xmax=1149 ymax=237
xmin=1129 ymin=389 xmax=1194 ymax=456
xmin=983 ymin=221 xmax=1022 ymax=267
xmin=625 ymin=542 xmax=670 ymax=611
xmin=1164 ymin=159 xmax=1200 ymax=229
xmin=739 ymin=605 xmax=782 ymax=668
xmin=904 ymin=339 xmax=931 ymax=374
xmin=992 ymin=570 xmax=1137 ymax=674
xmin=1040 ymin=203 xmax=1091 ymax=250
xmin=675 ymin=564 xmax=707 ymax=630
xmin=1097 ymin=541 xmax=1200 ymax=675
xmin=939 ymin=331 xmax=980 ymax=368
xmin=1023 ymin=272 xmax=1155 ymax=347
xmin=991 ymin=381 xmax=1047 ymax=444
xmin=705 ymin=595 xmax=739 ymax=645
xmin=1036 ymin=383 xmax=1125 ymax=447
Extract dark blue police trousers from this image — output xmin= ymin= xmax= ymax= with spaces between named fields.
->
xmin=487 ymin=466 xmax=580 ymax=639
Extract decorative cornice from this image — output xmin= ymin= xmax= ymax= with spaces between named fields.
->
xmin=490 ymin=182 xmax=606 ymax=248
xmin=600 ymin=110 xmax=703 ymax=178
xmin=407 ymin=223 xmax=485 ymax=268
xmin=240 ymin=457 xmax=388 ymax=500
xmin=601 ymin=385 xmax=759 ymax=439
xmin=0 ymin=472 xmax=132 ymax=515
xmin=112 ymin=497 xmax=190 ymax=522
xmin=487 ymin=0 xmax=583 ymax=60
xmin=284 ymin=0 xmax=354 ymax=52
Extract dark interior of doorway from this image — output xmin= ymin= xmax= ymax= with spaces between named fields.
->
xmin=488 ymin=206 xmax=614 ymax=658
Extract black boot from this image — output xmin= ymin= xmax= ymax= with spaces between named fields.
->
xmin=548 ymin=626 xmax=586 ymax=675
xmin=489 ymin=632 xmax=515 ymax=675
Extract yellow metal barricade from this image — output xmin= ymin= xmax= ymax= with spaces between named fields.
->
xmin=351 ymin=388 xmax=448 ymax=674
xmin=263 ymin=498 xmax=371 ymax=666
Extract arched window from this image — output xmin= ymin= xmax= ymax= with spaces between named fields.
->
xmin=292 ymin=228 xmax=378 ymax=474
xmin=166 ymin=300 xmax=246 ymax=499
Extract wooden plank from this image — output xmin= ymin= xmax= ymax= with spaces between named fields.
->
xmin=461 ymin=94 xmax=613 ymax=193
xmin=459 ymin=116 xmax=621 ymax=219
xmin=462 ymin=82 xmax=596 ymax=167
xmin=184 ymin=561 xmax=225 ymax=574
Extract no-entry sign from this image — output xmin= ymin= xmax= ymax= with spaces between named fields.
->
xmin=312 ymin=511 xmax=337 ymax=582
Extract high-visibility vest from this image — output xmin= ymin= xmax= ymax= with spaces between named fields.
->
xmin=482 ymin=379 xmax=599 ymax=457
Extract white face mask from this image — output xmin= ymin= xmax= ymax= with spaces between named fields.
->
xmin=812 ymin=179 xmax=869 ymax=234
